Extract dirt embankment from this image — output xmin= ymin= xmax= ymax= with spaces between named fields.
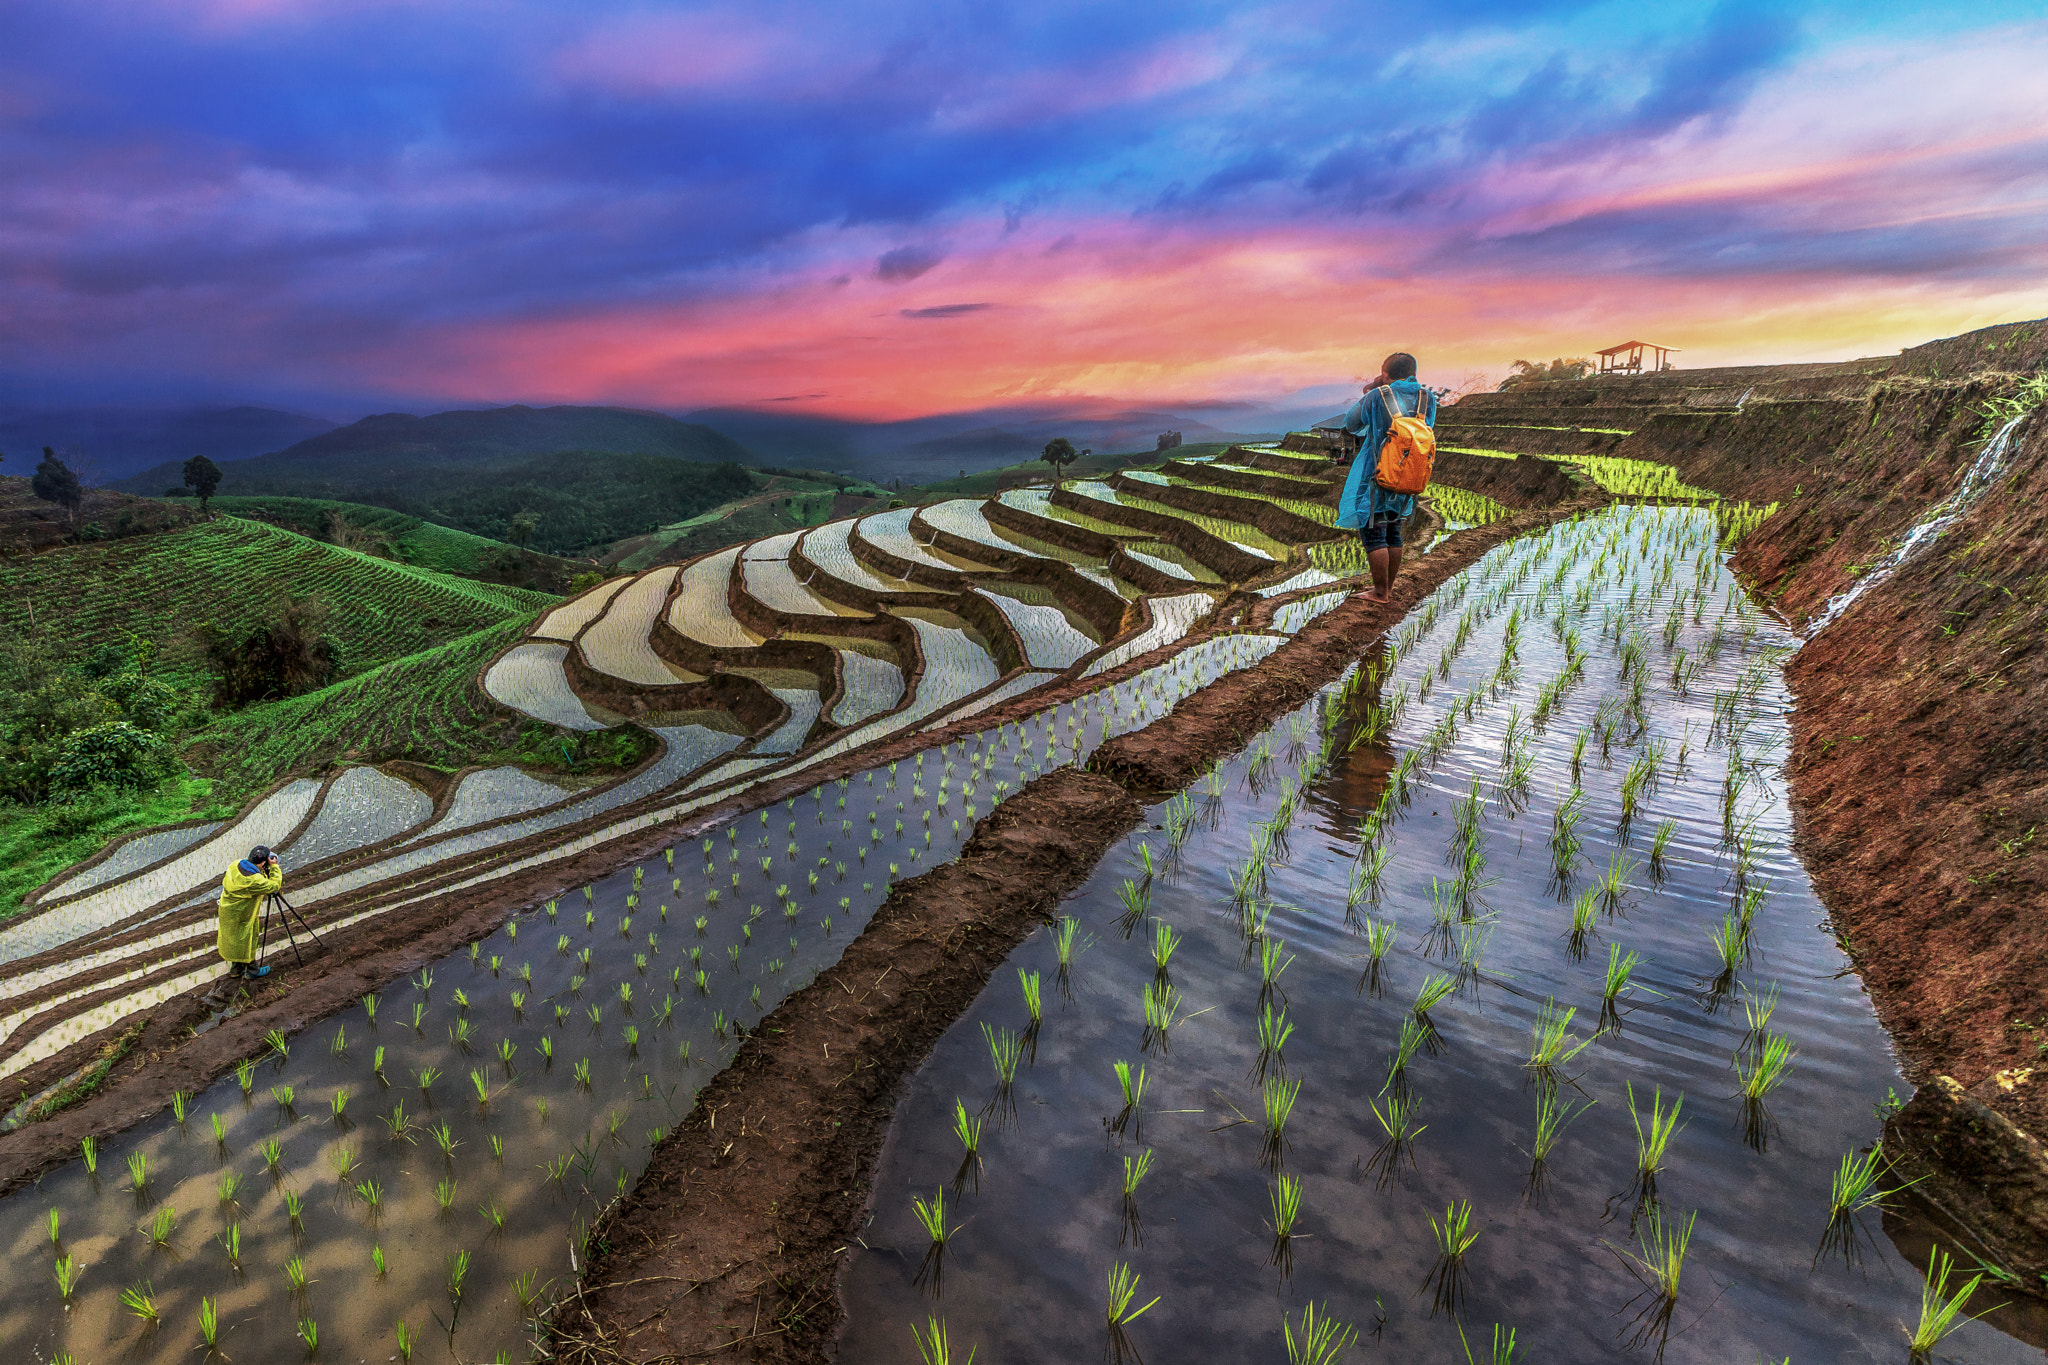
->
xmin=1636 ymin=337 xmax=2048 ymax=1281
xmin=550 ymin=499 xmax=1587 ymax=1363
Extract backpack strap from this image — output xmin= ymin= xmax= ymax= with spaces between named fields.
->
xmin=1379 ymin=386 xmax=1402 ymax=425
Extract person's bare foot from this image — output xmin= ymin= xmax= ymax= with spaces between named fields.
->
xmin=1362 ymin=588 xmax=1391 ymax=603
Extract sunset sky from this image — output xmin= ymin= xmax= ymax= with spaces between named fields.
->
xmin=4 ymin=0 xmax=2046 ymax=421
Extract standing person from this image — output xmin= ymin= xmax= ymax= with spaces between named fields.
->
xmin=217 ymin=846 xmax=282 ymax=980
xmin=1335 ymin=352 xmax=1439 ymax=603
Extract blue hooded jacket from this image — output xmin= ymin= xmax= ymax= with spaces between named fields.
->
xmin=1335 ymin=378 xmax=1438 ymax=530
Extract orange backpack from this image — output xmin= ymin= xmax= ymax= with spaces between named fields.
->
xmin=1373 ymin=386 xmax=1436 ymax=494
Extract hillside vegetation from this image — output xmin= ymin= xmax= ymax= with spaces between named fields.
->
xmin=0 ymin=515 xmax=581 ymax=909
xmin=210 ymin=494 xmax=587 ymax=592
xmin=602 ymin=468 xmax=887 ymax=570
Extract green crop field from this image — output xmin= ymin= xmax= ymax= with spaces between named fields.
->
xmin=189 ymin=618 xmax=654 ymax=806
xmin=0 ymin=517 xmax=548 ymax=686
xmin=208 ymin=495 xmax=579 ymax=582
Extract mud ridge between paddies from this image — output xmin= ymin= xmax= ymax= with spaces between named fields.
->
xmin=546 ymin=497 xmax=1594 ymax=1365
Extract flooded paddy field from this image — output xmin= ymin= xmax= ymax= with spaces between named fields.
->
xmin=838 ymin=507 xmax=2040 ymax=1364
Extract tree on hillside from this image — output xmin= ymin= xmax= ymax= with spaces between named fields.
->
xmin=1041 ymin=436 xmax=1082 ymax=488
xmin=182 ymin=455 xmax=223 ymax=510
xmin=1155 ymin=430 xmax=1183 ymax=452
xmin=202 ymin=594 xmax=344 ymax=707
xmin=507 ymin=511 xmax=538 ymax=552
xmin=31 ymin=447 xmax=86 ymax=538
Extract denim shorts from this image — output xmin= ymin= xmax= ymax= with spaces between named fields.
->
xmin=1357 ymin=514 xmax=1404 ymax=553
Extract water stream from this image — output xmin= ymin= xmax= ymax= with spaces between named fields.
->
xmin=838 ymin=506 xmax=2041 ymax=1364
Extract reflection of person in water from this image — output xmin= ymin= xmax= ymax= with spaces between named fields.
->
xmin=1335 ymin=352 xmax=1439 ymax=604
xmin=217 ymin=845 xmax=283 ymax=980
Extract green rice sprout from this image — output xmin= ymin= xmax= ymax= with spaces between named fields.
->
xmin=283 ymin=1187 xmax=304 ymax=1227
xmin=1151 ymin=920 xmax=1181 ymax=976
xmin=1105 ymin=1260 xmax=1160 ymax=1329
xmin=982 ymin=1023 xmax=1023 ymax=1088
xmin=120 ymin=1281 xmax=159 ymax=1323
xmin=951 ymin=1100 xmax=984 ymax=1192
xmin=210 ymin=1111 xmax=228 ymax=1148
xmin=1108 ymin=1060 xmax=1147 ymax=1140
xmin=417 ymin=1065 xmax=440 ymax=1093
xmin=126 ymin=1149 xmax=148 ymax=1192
xmin=54 ymin=1254 xmax=80 ymax=1303
xmin=261 ymin=1136 xmax=283 ymax=1169
xmin=911 ymin=1187 xmax=957 ymax=1292
xmin=1116 ymin=878 xmax=1150 ymax=937
xmin=1737 ymin=1033 xmax=1795 ymax=1101
xmin=298 ymin=1317 xmax=319 ymax=1350
xmin=1253 ymin=1004 xmax=1294 ymax=1083
xmin=1282 ymin=1301 xmax=1358 ymax=1365
xmin=237 ymin=1059 xmax=255 ymax=1094
xmin=1649 ymin=819 xmax=1677 ymax=872
xmin=1710 ymin=912 xmax=1748 ymax=976
xmin=145 ymin=1203 xmax=175 ymax=1247
xmin=79 ymin=1134 xmax=97 ymax=1174
xmin=1382 ymin=1015 xmax=1429 ymax=1095
xmin=284 ymin=1254 xmax=310 ymax=1292
xmin=219 ymin=1223 xmax=241 ymax=1269
xmin=362 ymin=991 xmax=379 ymax=1022
xmin=1529 ymin=1088 xmax=1591 ymax=1167
xmin=1412 ymin=973 xmax=1455 ymax=1027
xmin=265 ymin=1028 xmax=289 ymax=1060
xmin=271 ymin=1084 xmax=296 ymax=1112
xmin=1525 ymin=998 xmax=1592 ymax=1079
xmin=329 ymin=1141 xmax=360 ymax=1181
xmin=480 ymin=1199 xmax=506 ymax=1231
xmin=331 ymin=1086 xmax=350 ymax=1120
xmin=171 ymin=1090 xmax=189 ymax=1124
xmin=355 ymin=1178 xmax=384 ymax=1212
xmin=471 ymin=1068 xmax=492 ymax=1103
xmin=47 ymin=1205 xmax=60 ymax=1247
xmin=1259 ymin=1075 xmax=1301 ymax=1168
xmin=1596 ymin=853 xmax=1637 ymax=913
xmin=1629 ymin=1083 xmax=1684 ymax=1182
xmin=1018 ymin=969 xmax=1042 ymax=1026
xmin=1601 ymin=944 xmax=1640 ymax=1016
xmin=1268 ymin=1172 xmax=1304 ymax=1273
xmin=216 ymin=1170 xmax=242 ymax=1207
xmin=447 ymin=1248 xmax=472 ymax=1304
xmin=1425 ymin=1200 xmax=1481 ymax=1316
xmin=383 ymin=1101 xmax=414 ymax=1144
xmin=1139 ymin=981 xmax=1181 ymax=1052
xmin=1909 ymin=1249 xmax=1994 ymax=1359
xmin=395 ymin=1321 xmax=415 ymax=1362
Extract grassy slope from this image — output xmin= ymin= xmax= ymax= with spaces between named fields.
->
xmin=0 ymin=516 xmax=549 ymax=684
xmin=209 ymin=495 xmax=582 ymax=577
xmin=0 ymin=776 xmax=222 ymax=915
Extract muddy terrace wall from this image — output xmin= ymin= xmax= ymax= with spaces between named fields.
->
xmin=1623 ymin=342 xmax=2048 ymax=1284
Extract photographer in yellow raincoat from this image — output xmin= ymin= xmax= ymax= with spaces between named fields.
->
xmin=217 ymin=845 xmax=282 ymax=980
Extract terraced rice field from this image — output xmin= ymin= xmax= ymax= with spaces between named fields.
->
xmin=0 ymin=438 xmax=1479 ymax=1362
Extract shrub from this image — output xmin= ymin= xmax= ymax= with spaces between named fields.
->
xmin=49 ymin=721 xmax=176 ymax=795
xmin=203 ymin=595 xmax=344 ymax=706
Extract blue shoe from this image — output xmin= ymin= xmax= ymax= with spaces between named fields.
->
xmin=243 ymin=964 xmax=272 ymax=980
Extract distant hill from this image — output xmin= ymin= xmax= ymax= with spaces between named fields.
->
xmin=686 ymin=404 xmax=1268 ymax=485
xmin=114 ymin=404 xmax=761 ymax=556
xmin=209 ymin=494 xmax=587 ymax=593
xmin=0 ymin=403 xmax=338 ymax=480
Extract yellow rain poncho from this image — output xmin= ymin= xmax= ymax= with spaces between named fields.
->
xmin=216 ymin=860 xmax=282 ymax=964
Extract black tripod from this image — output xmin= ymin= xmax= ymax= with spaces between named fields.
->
xmin=258 ymin=890 xmax=323 ymax=967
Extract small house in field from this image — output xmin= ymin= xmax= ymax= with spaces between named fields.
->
xmin=1597 ymin=341 xmax=1678 ymax=374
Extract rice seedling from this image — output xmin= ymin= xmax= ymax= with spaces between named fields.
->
xmin=1523 ymin=1089 xmax=1592 ymax=1201
xmin=1648 ymin=819 xmax=1678 ymax=879
xmin=120 ymin=1281 xmax=160 ymax=1324
xmin=283 ymin=1187 xmax=304 ymax=1229
xmin=1424 ymin=1200 xmax=1480 ymax=1316
xmin=383 ymin=1100 xmax=415 ymax=1145
xmin=1736 ymin=1033 xmax=1796 ymax=1149
xmin=1601 ymin=944 xmax=1641 ymax=1025
xmin=1283 ymin=1302 xmax=1358 ymax=1365
xmin=1139 ymin=981 xmax=1182 ymax=1053
xmin=356 ymin=1178 xmax=385 ymax=1213
xmin=1624 ymin=1083 xmax=1684 ymax=1212
xmin=1259 ymin=1074 xmax=1301 ymax=1168
xmin=171 ymin=1089 xmax=189 ymax=1125
xmin=1118 ymin=1147 xmax=1153 ymax=1247
xmin=1453 ymin=916 xmax=1494 ymax=990
xmin=1412 ymin=973 xmax=1455 ymax=1030
xmin=330 ymin=1141 xmax=360 ymax=1182
xmin=1267 ymin=1172 xmax=1304 ymax=1276
xmin=127 ymin=1149 xmax=148 ymax=1193
xmin=1150 ymin=920 xmax=1181 ymax=979
xmin=395 ymin=1321 xmax=415 ymax=1362
xmin=262 ymin=1136 xmax=283 ymax=1170
xmin=1253 ymin=1004 xmax=1294 ymax=1083
xmin=216 ymin=1169 xmax=243 ymax=1208
xmin=1910 ymin=1248 xmax=1996 ymax=1359
xmin=1595 ymin=853 xmax=1637 ymax=914
xmin=79 ymin=1134 xmax=97 ymax=1174
xmin=1357 ymin=917 xmax=1395 ymax=995
xmin=1107 ymin=1060 xmax=1147 ymax=1142
xmin=447 ymin=1247 xmax=473 ymax=1306
xmin=911 ymin=1188 xmax=957 ymax=1295
xmin=480 ymin=1199 xmax=506 ymax=1232
xmin=1104 ymin=1261 xmax=1160 ymax=1363
xmin=1525 ymin=998 xmax=1592 ymax=1082
xmin=284 ymin=1254 xmax=310 ymax=1293
xmin=144 ymin=1203 xmax=176 ymax=1248
xmin=1349 ymin=842 xmax=1392 ymax=912
xmin=266 ymin=1027 xmax=290 ymax=1061
xmin=950 ymin=1099 xmax=984 ymax=1194
xmin=417 ymin=1065 xmax=440 ymax=1094
xmin=54 ymin=1254 xmax=79 ymax=1303
xmin=1611 ymin=1207 xmax=1697 ymax=1352
xmin=982 ymin=1023 xmax=1024 ymax=1118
